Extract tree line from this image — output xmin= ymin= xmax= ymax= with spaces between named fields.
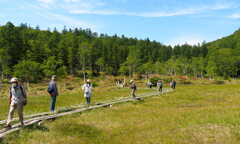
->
xmin=0 ymin=22 xmax=240 ymax=82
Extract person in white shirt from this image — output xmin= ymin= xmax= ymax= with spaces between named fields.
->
xmin=5 ymin=77 xmax=27 ymax=128
xmin=82 ymin=79 xmax=92 ymax=105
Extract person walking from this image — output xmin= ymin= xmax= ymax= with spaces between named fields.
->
xmin=82 ymin=79 xmax=92 ymax=105
xmin=130 ymin=80 xmax=137 ymax=98
xmin=147 ymin=81 xmax=152 ymax=89
xmin=172 ymin=80 xmax=176 ymax=89
xmin=5 ymin=77 xmax=27 ymax=128
xmin=157 ymin=80 xmax=163 ymax=92
xmin=48 ymin=75 xmax=58 ymax=112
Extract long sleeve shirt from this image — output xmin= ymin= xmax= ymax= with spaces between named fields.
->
xmin=49 ymin=81 xmax=59 ymax=96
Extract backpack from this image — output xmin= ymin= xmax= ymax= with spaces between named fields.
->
xmin=10 ymin=85 xmax=27 ymax=105
xmin=47 ymin=85 xmax=54 ymax=94
xmin=10 ymin=85 xmax=25 ymax=97
xmin=133 ymin=84 xmax=137 ymax=90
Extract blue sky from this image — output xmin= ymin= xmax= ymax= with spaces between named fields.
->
xmin=0 ymin=0 xmax=240 ymax=46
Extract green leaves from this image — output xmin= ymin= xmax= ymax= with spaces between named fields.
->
xmin=42 ymin=56 xmax=67 ymax=78
xmin=14 ymin=60 xmax=42 ymax=82
xmin=1 ymin=21 xmax=240 ymax=80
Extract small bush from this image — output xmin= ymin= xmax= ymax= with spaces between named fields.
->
xmin=211 ymin=80 xmax=225 ymax=84
xmin=162 ymin=77 xmax=172 ymax=84
xmin=92 ymin=83 xmax=98 ymax=87
xmin=36 ymin=88 xmax=45 ymax=91
xmin=149 ymin=76 xmax=160 ymax=86
xmin=136 ymin=74 xmax=143 ymax=80
xmin=66 ymin=87 xmax=75 ymax=90
xmin=2 ymin=79 xmax=9 ymax=84
xmin=223 ymin=74 xmax=229 ymax=80
xmin=178 ymin=80 xmax=192 ymax=85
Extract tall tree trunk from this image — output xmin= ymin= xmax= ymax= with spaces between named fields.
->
xmin=25 ymin=77 xmax=30 ymax=90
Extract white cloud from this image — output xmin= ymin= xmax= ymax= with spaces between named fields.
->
xmin=166 ymin=36 xmax=205 ymax=46
xmin=228 ymin=13 xmax=240 ymax=19
xmin=33 ymin=0 xmax=240 ymax=18
xmin=138 ymin=8 xmax=200 ymax=17
xmin=64 ymin=0 xmax=79 ymax=2
xmin=70 ymin=9 xmax=126 ymax=15
xmin=37 ymin=0 xmax=55 ymax=4
xmin=29 ymin=4 xmax=98 ymax=30
xmin=70 ymin=7 xmax=202 ymax=18
xmin=210 ymin=2 xmax=236 ymax=10
xmin=48 ymin=12 xmax=96 ymax=29
xmin=68 ymin=1 xmax=238 ymax=17
xmin=117 ymin=0 xmax=128 ymax=3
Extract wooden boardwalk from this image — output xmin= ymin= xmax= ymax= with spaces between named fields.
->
xmin=0 ymin=88 xmax=174 ymax=138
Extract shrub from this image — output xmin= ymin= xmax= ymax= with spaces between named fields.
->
xmin=211 ymin=80 xmax=225 ymax=84
xmin=2 ymin=79 xmax=9 ymax=84
xmin=92 ymin=83 xmax=98 ymax=87
xmin=149 ymin=76 xmax=160 ymax=86
xmin=178 ymin=80 xmax=192 ymax=85
xmin=66 ymin=87 xmax=75 ymax=90
xmin=223 ymin=74 xmax=229 ymax=80
xmin=162 ymin=77 xmax=172 ymax=84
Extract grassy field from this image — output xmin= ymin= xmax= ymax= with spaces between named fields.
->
xmin=0 ymin=81 xmax=155 ymax=121
xmin=1 ymin=84 xmax=240 ymax=144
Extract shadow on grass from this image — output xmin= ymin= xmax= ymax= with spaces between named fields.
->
xmin=131 ymin=98 xmax=145 ymax=105
xmin=22 ymin=123 xmax=49 ymax=132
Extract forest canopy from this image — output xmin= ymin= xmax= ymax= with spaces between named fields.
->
xmin=0 ymin=22 xmax=240 ymax=82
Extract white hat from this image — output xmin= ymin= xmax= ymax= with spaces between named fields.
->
xmin=10 ymin=77 xmax=18 ymax=83
xmin=130 ymin=79 xmax=134 ymax=82
xmin=51 ymin=75 xmax=56 ymax=80
xmin=87 ymin=79 xmax=91 ymax=82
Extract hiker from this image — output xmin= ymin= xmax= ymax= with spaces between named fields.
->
xmin=5 ymin=77 xmax=27 ymax=128
xmin=48 ymin=75 xmax=59 ymax=112
xmin=172 ymin=80 xmax=176 ymax=89
xmin=157 ymin=80 xmax=163 ymax=92
xmin=116 ymin=80 xmax=120 ymax=85
xmin=171 ymin=80 xmax=176 ymax=89
xmin=82 ymin=79 xmax=92 ymax=105
xmin=130 ymin=80 xmax=137 ymax=98
xmin=147 ymin=81 xmax=152 ymax=89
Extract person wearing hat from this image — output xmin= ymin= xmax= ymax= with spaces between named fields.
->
xmin=157 ymin=80 xmax=163 ymax=92
xmin=48 ymin=75 xmax=59 ymax=112
xmin=130 ymin=80 xmax=137 ymax=98
xmin=82 ymin=79 xmax=92 ymax=105
xmin=5 ymin=77 xmax=27 ymax=128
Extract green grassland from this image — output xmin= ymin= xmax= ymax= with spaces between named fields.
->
xmin=0 ymin=79 xmax=156 ymax=121
xmin=1 ymin=83 xmax=240 ymax=144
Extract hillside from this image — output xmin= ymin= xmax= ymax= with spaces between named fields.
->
xmin=207 ymin=29 xmax=240 ymax=50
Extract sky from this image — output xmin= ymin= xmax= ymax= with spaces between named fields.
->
xmin=0 ymin=0 xmax=240 ymax=46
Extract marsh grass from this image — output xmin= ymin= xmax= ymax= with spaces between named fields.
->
xmin=2 ymin=84 xmax=240 ymax=144
xmin=0 ymin=78 xmax=155 ymax=122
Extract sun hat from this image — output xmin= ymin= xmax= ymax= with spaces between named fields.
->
xmin=87 ymin=79 xmax=91 ymax=82
xmin=130 ymin=79 xmax=134 ymax=82
xmin=10 ymin=77 xmax=18 ymax=83
xmin=51 ymin=75 xmax=56 ymax=80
